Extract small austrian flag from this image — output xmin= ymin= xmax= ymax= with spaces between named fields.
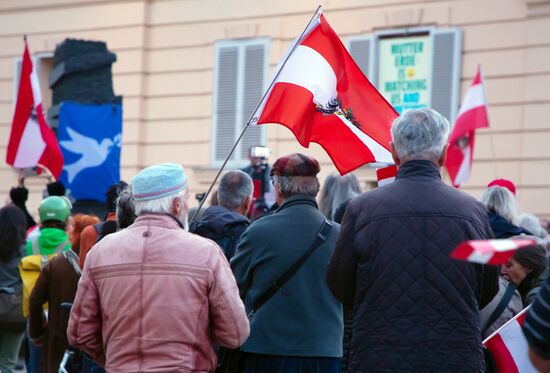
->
xmin=451 ymin=239 xmax=537 ymax=265
xmin=376 ymin=165 xmax=397 ymax=187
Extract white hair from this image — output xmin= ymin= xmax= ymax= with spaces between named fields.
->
xmin=481 ymin=186 xmax=518 ymax=225
xmin=391 ymin=108 xmax=450 ymax=163
xmin=218 ymin=170 xmax=253 ymax=210
xmin=133 ymin=189 xmax=187 ymax=216
xmin=518 ymin=213 xmax=547 ymax=239
xmin=318 ymin=173 xmax=362 ymax=220
xmin=272 ymin=175 xmax=320 ymax=199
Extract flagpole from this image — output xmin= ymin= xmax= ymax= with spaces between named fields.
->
xmin=189 ymin=5 xmax=323 ymax=223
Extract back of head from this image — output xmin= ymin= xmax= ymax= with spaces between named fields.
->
xmin=71 ymin=213 xmax=100 ymax=252
xmin=46 ymin=181 xmax=66 ymax=197
xmin=39 ymin=196 xmax=71 ymax=228
xmin=319 ymin=173 xmax=362 ymax=219
xmin=132 ymin=163 xmax=188 ymax=217
xmin=271 ymin=153 xmax=321 ymax=199
xmin=218 ymin=170 xmax=253 ymax=211
xmin=481 ymin=186 xmax=518 ymax=224
xmin=0 ymin=205 xmax=27 ymax=262
xmin=116 ymin=187 xmax=136 ymax=229
xmin=105 ymin=181 xmax=129 ymax=212
xmin=391 ymin=108 xmax=450 ymax=163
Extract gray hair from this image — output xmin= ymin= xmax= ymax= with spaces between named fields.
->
xmin=272 ymin=175 xmax=320 ymax=199
xmin=133 ymin=189 xmax=187 ymax=216
xmin=481 ymin=186 xmax=518 ymax=225
xmin=318 ymin=173 xmax=362 ymax=220
xmin=218 ymin=170 xmax=253 ymax=210
xmin=116 ymin=188 xmax=136 ymax=229
xmin=391 ymin=108 xmax=450 ymax=163
xmin=518 ymin=213 xmax=547 ymax=239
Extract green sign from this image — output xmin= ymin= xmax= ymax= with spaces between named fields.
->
xmin=378 ymin=35 xmax=431 ymax=113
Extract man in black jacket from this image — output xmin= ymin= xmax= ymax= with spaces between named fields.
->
xmin=190 ymin=170 xmax=252 ymax=260
xmin=327 ymin=108 xmax=499 ymax=372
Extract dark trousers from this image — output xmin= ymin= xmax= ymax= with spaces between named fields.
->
xmin=244 ymin=353 xmax=340 ymax=373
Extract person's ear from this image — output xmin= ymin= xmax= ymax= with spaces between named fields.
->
xmin=244 ymin=195 xmax=253 ymax=211
xmin=390 ymin=142 xmax=401 ymax=166
xmin=438 ymin=143 xmax=449 ymax=167
xmin=172 ymin=195 xmax=181 ymax=215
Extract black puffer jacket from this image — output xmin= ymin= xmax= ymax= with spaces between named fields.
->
xmin=190 ymin=205 xmax=249 ymax=260
xmin=327 ymin=160 xmax=499 ymax=372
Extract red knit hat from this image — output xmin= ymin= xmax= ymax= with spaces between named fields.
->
xmin=488 ymin=179 xmax=516 ymax=195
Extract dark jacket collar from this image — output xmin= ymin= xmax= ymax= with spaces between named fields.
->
xmin=277 ymin=194 xmax=318 ymax=212
xmin=193 ymin=205 xmax=249 ymax=235
xmin=397 ymin=160 xmax=442 ymax=181
xmin=488 ymin=212 xmax=532 ymax=239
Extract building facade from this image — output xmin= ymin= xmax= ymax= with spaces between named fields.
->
xmin=0 ymin=0 xmax=549 ymax=217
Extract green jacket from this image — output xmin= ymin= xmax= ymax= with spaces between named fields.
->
xmin=26 ymin=228 xmax=70 ymax=256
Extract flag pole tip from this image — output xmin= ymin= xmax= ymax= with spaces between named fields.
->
xmin=23 ymin=34 xmax=27 ymax=42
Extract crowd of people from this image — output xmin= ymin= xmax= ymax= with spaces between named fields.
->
xmin=0 ymin=107 xmax=549 ymax=372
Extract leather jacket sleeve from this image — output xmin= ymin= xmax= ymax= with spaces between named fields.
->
xmin=208 ymin=246 xmax=250 ymax=348
xmin=67 ymin=260 xmax=105 ymax=366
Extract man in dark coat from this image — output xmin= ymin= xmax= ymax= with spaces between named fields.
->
xmin=327 ymin=108 xmax=499 ymax=372
xmin=191 ymin=170 xmax=252 ymax=260
xmin=232 ymin=153 xmax=343 ymax=373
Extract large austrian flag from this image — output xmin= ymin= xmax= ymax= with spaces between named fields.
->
xmin=253 ymin=12 xmax=397 ymax=174
xmin=6 ymin=41 xmax=63 ymax=178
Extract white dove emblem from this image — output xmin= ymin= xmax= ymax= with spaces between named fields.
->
xmin=60 ymin=127 xmax=121 ymax=183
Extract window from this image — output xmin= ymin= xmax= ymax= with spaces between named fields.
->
xmin=212 ymin=38 xmax=269 ymax=167
xmin=347 ymin=27 xmax=462 ymax=124
xmin=13 ymin=52 xmax=55 ymax=125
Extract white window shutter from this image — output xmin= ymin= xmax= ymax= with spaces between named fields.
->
xmin=213 ymin=45 xmax=239 ymax=162
xmin=240 ymin=42 xmax=267 ymax=159
xmin=348 ymin=36 xmax=374 ymax=82
xmin=430 ymin=28 xmax=462 ymax=124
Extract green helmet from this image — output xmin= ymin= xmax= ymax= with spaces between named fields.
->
xmin=39 ymin=196 xmax=71 ymax=223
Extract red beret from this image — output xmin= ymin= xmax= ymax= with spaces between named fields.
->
xmin=488 ymin=179 xmax=516 ymax=195
xmin=271 ymin=153 xmax=320 ymax=177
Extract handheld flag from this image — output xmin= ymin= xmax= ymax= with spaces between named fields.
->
xmin=376 ymin=165 xmax=398 ymax=187
xmin=6 ymin=39 xmax=64 ymax=178
xmin=450 ymin=239 xmax=537 ymax=265
xmin=253 ymin=9 xmax=397 ymax=175
xmin=483 ymin=307 xmax=537 ymax=373
xmin=445 ymin=66 xmax=489 ymax=187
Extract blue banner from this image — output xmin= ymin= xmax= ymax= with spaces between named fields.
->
xmin=58 ymin=102 xmax=122 ymax=202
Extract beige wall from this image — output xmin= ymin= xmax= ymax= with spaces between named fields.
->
xmin=0 ymin=0 xmax=549 ymax=217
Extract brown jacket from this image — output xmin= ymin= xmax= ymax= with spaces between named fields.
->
xmin=79 ymin=212 xmax=116 ymax=269
xmin=29 ymin=252 xmax=80 ymax=373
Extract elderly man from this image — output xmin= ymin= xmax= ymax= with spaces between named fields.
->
xmin=327 ymin=108 xmax=499 ymax=372
xmin=68 ymin=163 xmax=249 ymax=372
xmin=231 ymin=153 xmax=343 ymax=373
xmin=191 ymin=170 xmax=252 ymax=260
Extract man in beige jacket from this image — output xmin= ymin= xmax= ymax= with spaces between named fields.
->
xmin=68 ymin=163 xmax=249 ymax=372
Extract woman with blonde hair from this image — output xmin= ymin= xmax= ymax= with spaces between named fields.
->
xmin=318 ymin=173 xmax=361 ymax=223
xmin=480 ymin=185 xmax=531 ymax=239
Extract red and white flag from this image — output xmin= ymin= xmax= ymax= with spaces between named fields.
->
xmin=253 ymin=9 xmax=397 ymax=175
xmin=450 ymin=239 xmax=537 ymax=265
xmin=376 ymin=165 xmax=398 ymax=187
xmin=483 ymin=307 xmax=537 ymax=373
xmin=6 ymin=40 xmax=63 ymax=178
xmin=445 ymin=66 xmax=489 ymax=187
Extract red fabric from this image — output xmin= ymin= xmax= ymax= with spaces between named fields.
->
xmin=257 ymin=15 xmax=397 ymax=175
xmin=376 ymin=165 xmax=398 ymax=181
xmin=488 ymin=179 xmax=517 ymax=195
xmin=484 ymin=334 xmax=520 ymax=373
xmin=445 ymin=67 xmax=489 ymax=187
xmin=6 ymin=42 xmax=63 ymax=178
xmin=451 ymin=239 xmax=536 ymax=264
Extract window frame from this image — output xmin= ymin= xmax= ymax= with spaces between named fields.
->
xmin=211 ymin=37 xmax=270 ymax=169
